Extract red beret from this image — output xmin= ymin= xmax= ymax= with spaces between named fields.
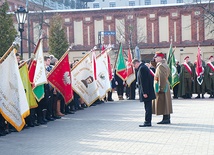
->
xmin=209 ymin=56 xmax=213 ymax=59
xmin=154 ymin=52 xmax=164 ymax=58
xmin=184 ymin=56 xmax=189 ymax=60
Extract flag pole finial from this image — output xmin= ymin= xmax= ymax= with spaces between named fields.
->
xmin=170 ymin=36 xmax=173 ymax=43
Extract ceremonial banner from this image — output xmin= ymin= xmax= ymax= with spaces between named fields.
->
xmin=92 ymin=50 xmax=97 ymax=80
xmin=28 ymin=39 xmax=47 ymax=101
xmin=101 ymin=46 xmax=112 ymax=81
xmin=126 ymin=48 xmax=136 ymax=86
xmin=19 ymin=63 xmax=38 ymax=109
xmin=167 ymin=42 xmax=179 ymax=88
xmin=47 ymin=51 xmax=73 ymax=104
xmin=0 ymin=49 xmax=29 ymax=131
xmin=115 ymin=43 xmax=127 ymax=81
xmin=107 ymin=53 xmax=113 ymax=81
xmin=71 ymin=53 xmax=99 ymax=106
xmin=96 ymin=51 xmax=111 ymax=99
xmin=196 ymin=46 xmax=204 ymax=85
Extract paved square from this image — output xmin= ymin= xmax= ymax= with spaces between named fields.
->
xmin=0 ymin=93 xmax=214 ymax=155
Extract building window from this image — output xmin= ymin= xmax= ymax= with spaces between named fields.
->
xmin=177 ymin=0 xmax=183 ymax=3
xmin=93 ymin=3 xmax=99 ymax=8
xmin=109 ymin=1 xmax=116 ymax=7
xmin=145 ymin=0 xmax=151 ymax=5
xmin=129 ymin=1 xmax=135 ymax=6
xmin=160 ymin=0 xmax=167 ymax=4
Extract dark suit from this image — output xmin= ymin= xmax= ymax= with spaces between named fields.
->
xmin=137 ymin=63 xmax=156 ymax=124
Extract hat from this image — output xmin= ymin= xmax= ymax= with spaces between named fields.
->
xmin=184 ymin=56 xmax=189 ymax=60
xmin=154 ymin=51 xmax=165 ymax=58
xmin=209 ymin=56 xmax=213 ymax=59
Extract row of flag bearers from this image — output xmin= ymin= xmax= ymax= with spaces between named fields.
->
xmin=0 ymin=38 xmax=116 ymax=133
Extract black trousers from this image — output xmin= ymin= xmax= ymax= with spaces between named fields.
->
xmin=116 ymin=84 xmax=124 ymax=96
xmin=173 ymin=84 xmax=179 ymax=98
xmin=144 ymin=100 xmax=152 ymax=123
xmin=129 ymin=81 xmax=136 ymax=99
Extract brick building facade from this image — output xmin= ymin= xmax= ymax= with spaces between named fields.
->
xmin=15 ymin=3 xmax=214 ymax=62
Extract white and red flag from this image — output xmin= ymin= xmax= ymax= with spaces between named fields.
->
xmin=126 ymin=48 xmax=136 ymax=86
xmin=28 ymin=39 xmax=47 ymax=101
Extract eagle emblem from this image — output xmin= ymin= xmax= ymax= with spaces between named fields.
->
xmin=63 ymin=72 xmax=71 ymax=85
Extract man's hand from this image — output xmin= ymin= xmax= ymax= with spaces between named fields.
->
xmin=143 ymin=94 xmax=148 ymax=98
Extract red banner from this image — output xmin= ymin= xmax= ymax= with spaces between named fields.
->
xmin=127 ymin=48 xmax=134 ymax=77
xmin=47 ymin=52 xmax=73 ymax=104
xmin=196 ymin=46 xmax=203 ymax=77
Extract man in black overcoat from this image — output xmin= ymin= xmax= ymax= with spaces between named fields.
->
xmin=132 ymin=59 xmax=156 ymax=127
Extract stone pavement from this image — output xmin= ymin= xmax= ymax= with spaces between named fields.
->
xmin=0 ymin=92 xmax=214 ymax=155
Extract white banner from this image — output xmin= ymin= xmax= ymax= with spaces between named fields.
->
xmin=126 ymin=71 xmax=136 ymax=87
xmin=0 ymin=50 xmax=29 ymax=131
xmin=34 ymin=39 xmax=47 ymax=86
xmin=71 ymin=53 xmax=99 ymax=106
xmin=96 ymin=52 xmax=111 ymax=99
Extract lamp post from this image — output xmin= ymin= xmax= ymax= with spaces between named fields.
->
xmin=15 ymin=6 xmax=28 ymax=59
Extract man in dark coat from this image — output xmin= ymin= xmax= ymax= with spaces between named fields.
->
xmin=132 ymin=59 xmax=156 ymax=127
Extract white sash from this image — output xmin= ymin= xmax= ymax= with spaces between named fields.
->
xmin=207 ymin=62 xmax=214 ymax=72
xmin=183 ymin=62 xmax=192 ymax=75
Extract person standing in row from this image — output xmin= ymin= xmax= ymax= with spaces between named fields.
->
xmin=193 ymin=55 xmax=206 ymax=99
xmin=178 ymin=56 xmax=194 ymax=99
xmin=153 ymin=52 xmax=173 ymax=124
xmin=172 ymin=60 xmax=181 ymax=99
xmin=132 ymin=59 xmax=156 ymax=127
xmin=205 ymin=56 xmax=214 ymax=98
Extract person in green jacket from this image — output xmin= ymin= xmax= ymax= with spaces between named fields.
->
xmin=204 ymin=56 xmax=214 ymax=98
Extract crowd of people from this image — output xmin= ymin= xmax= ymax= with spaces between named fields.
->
xmin=0 ymin=51 xmax=213 ymax=135
xmin=0 ymin=54 xmax=102 ymax=136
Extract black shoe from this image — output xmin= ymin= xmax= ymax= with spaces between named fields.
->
xmin=43 ymin=118 xmax=48 ymax=122
xmin=9 ymin=128 xmax=17 ymax=132
xmin=0 ymin=131 xmax=6 ymax=136
xmin=46 ymin=117 xmax=55 ymax=121
xmin=33 ymin=122 xmax=40 ymax=126
xmin=39 ymin=120 xmax=47 ymax=125
xmin=27 ymin=123 xmax=35 ymax=127
xmin=78 ymin=106 xmax=84 ymax=110
xmin=139 ymin=123 xmax=151 ymax=127
xmin=82 ymin=104 xmax=88 ymax=108
xmin=65 ymin=111 xmax=75 ymax=114
xmin=128 ymin=98 xmax=135 ymax=100
xmin=107 ymin=99 xmax=114 ymax=101
xmin=173 ymin=96 xmax=178 ymax=99
xmin=157 ymin=120 xmax=170 ymax=124
xmin=53 ymin=115 xmax=61 ymax=119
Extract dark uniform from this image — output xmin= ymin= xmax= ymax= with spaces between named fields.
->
xmin=204 ymin=56 xmax=214 ymax=98
xmin=178 ymin=56 xmax=194 ymax=98
xmin=193 ymin=60 xmax=206 ymax=98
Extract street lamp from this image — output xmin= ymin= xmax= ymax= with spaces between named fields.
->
xmin=15 ymin=6 xmax=28 ymax=59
